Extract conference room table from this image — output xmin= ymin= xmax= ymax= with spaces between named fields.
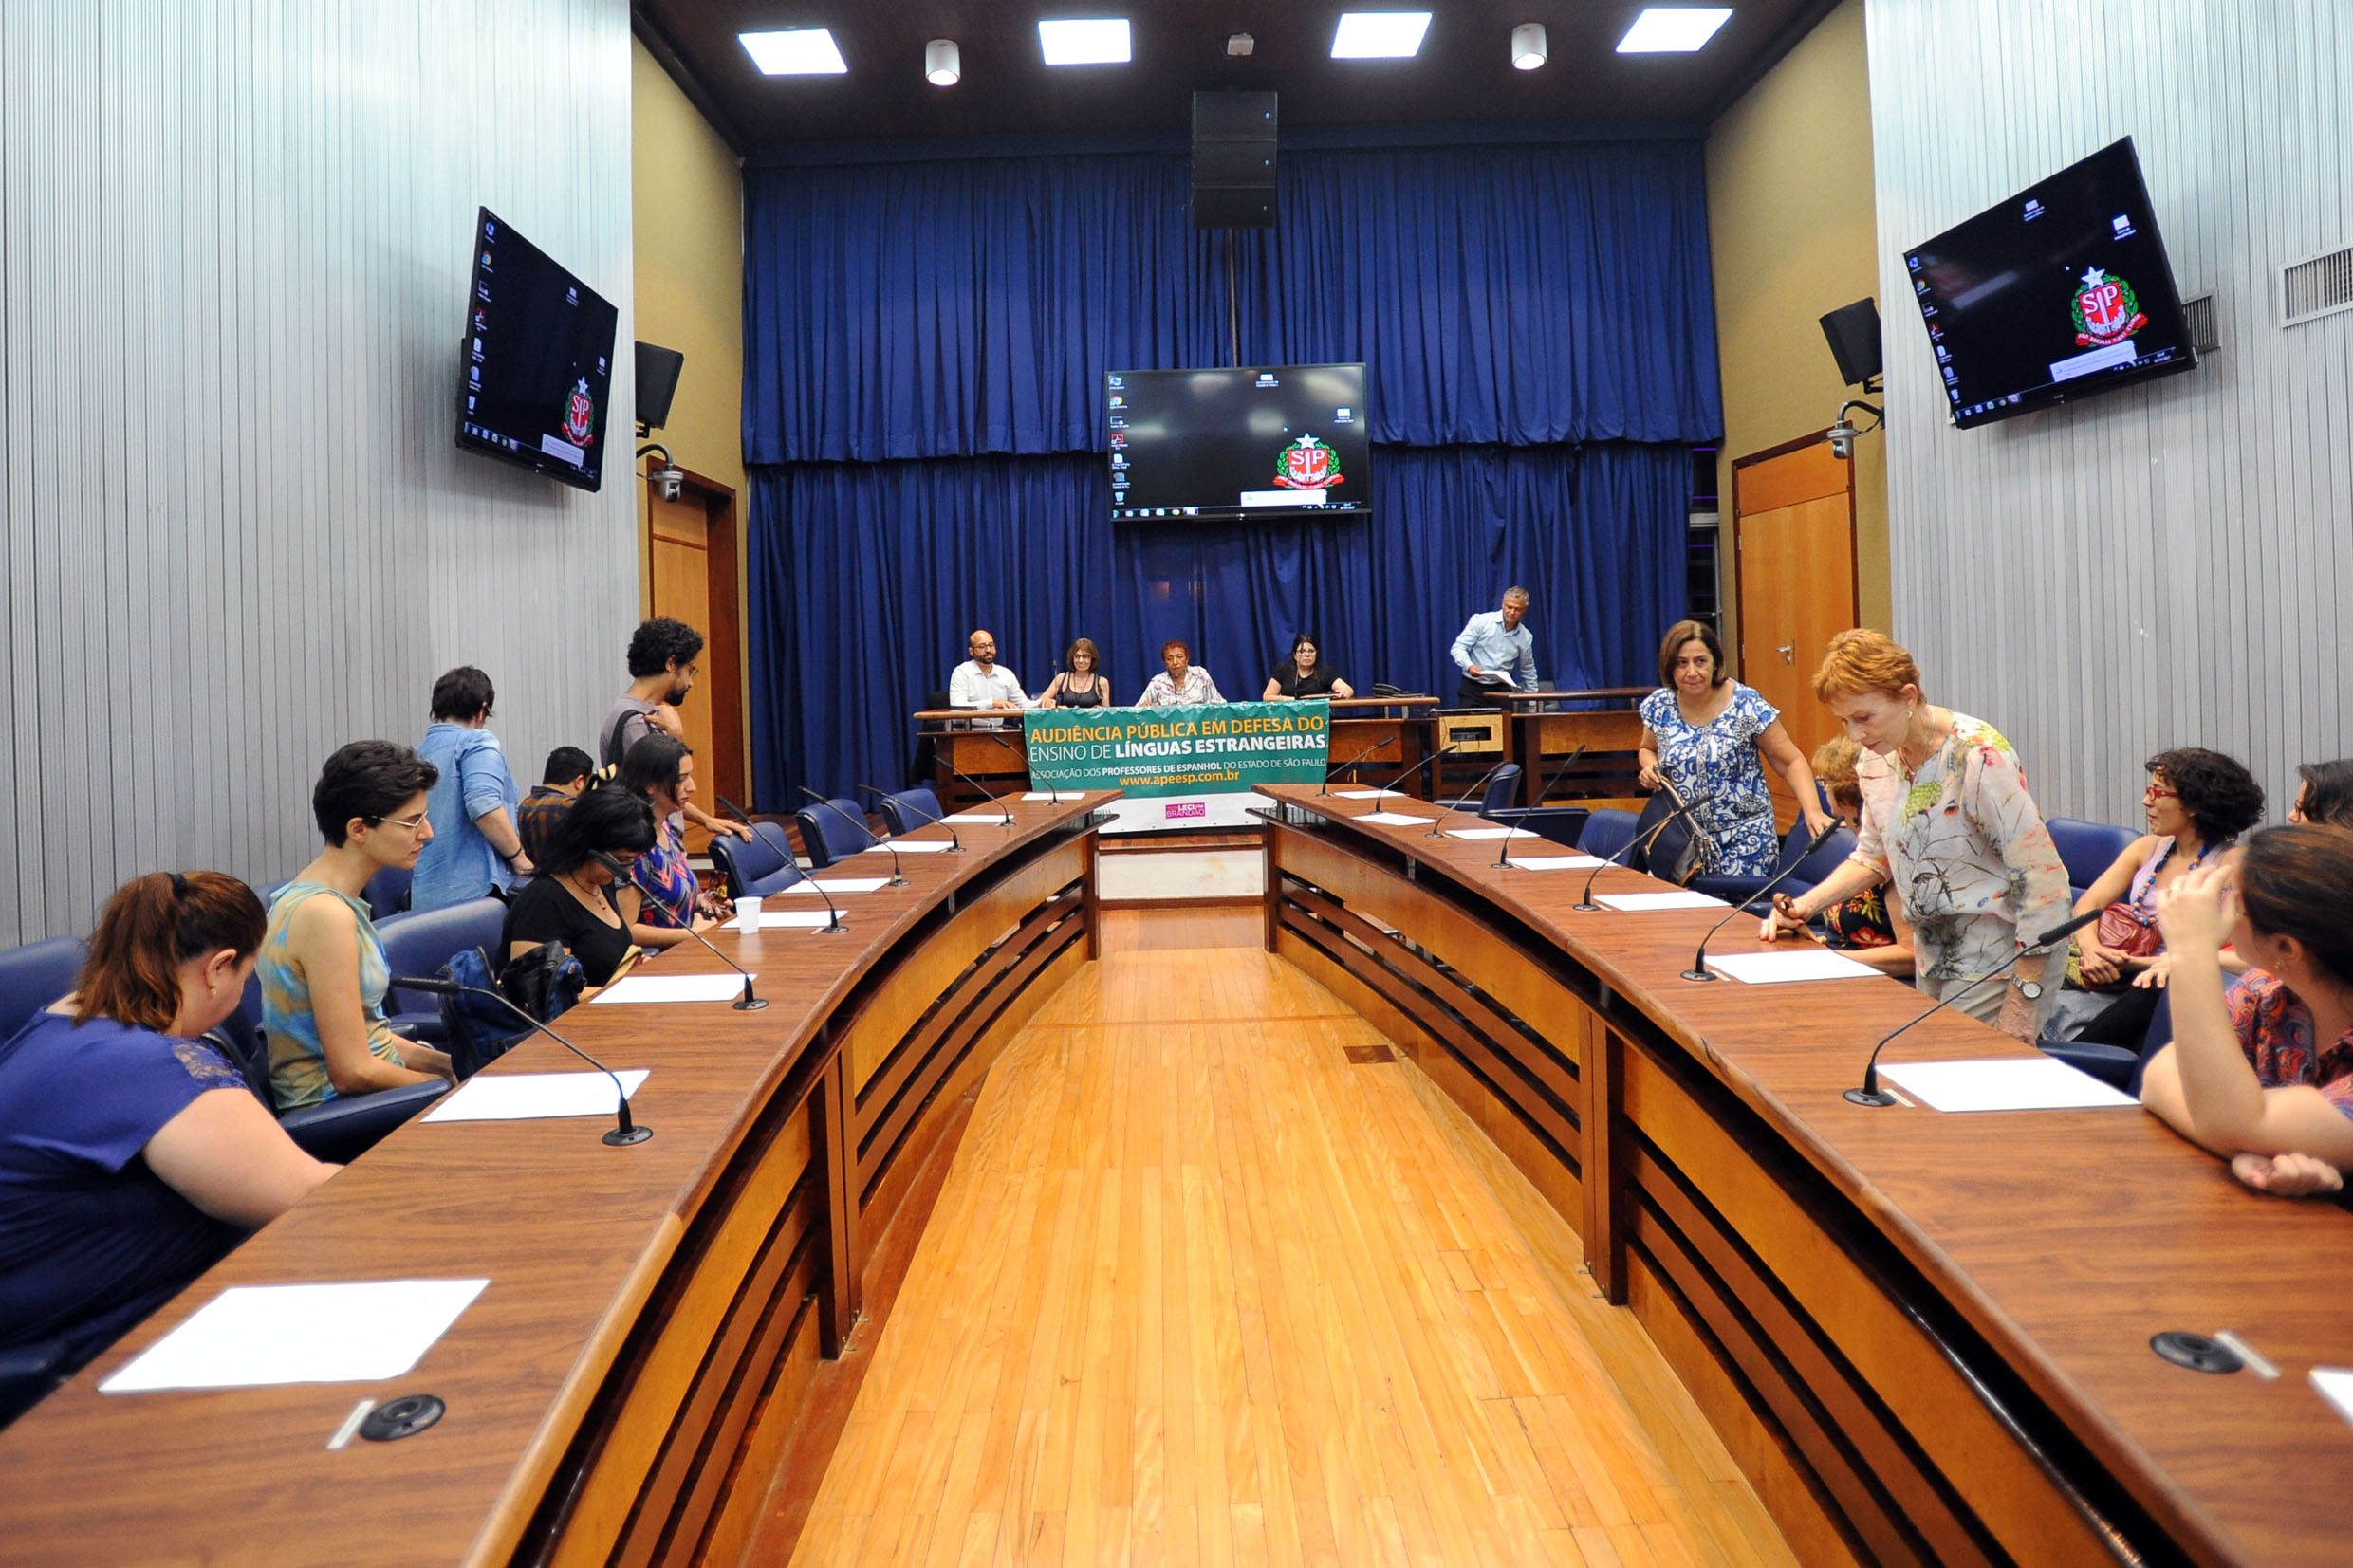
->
xmin=1253 ymin=784 xmax=2353 ymax=1568
xmin=0 ymin=794 xmax=1112 ymax=1568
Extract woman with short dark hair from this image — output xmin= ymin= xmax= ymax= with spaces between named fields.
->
xmin=1138 ymin=640 xmax=1223 ymax=707
xmin=1263 ymin=634 xmax=1354 ymax=702
xmin=501 ymin=784 xmax=658 ymax=987
xmin=411 ymin=665 xmax=531 ymax=912
xmin=0 ymin=873 xmax=336 ymax=1407
xmin=1636 ymin=618 xmax=1832 ymax=876
xmin=619 ymin=734 xmax=727 ymax=949
xmin=1037 ymin=638 xmax=1112 ymax=709
xmin=2140 ymin=824 xmax=2353 ymax=1193
xmin=260 ymin=742 xmax=455 ymax=1108
xmin=2290 ymin=758 xmax=2353 ymax=826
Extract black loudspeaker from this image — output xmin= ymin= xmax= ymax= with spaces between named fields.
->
xmin=1818 ymin=299 xmax=1881 ymax=387
xmin=636 ymin=341 xmax=685 ymax=430
xmin=1193 ymin=91 xmax=1277 ymax=230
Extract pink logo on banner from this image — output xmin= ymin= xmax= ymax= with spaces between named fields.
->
xmin=1164 ymin=801 xmax=1207 ymax=820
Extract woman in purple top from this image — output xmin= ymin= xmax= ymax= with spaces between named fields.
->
xmin=0 ymin=873 xmax=334 ymax=1415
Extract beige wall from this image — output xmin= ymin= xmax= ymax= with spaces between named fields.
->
xmin=1705 ymin=0 xmax=1890 ymax=671
xmin=631 ymin=36 xmax=749 ymax=739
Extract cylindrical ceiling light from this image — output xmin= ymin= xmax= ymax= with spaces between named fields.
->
xmin=925 ymin=38 xmax=961 ymax=86
xmin=1511 ymin=22 xmax=1547 ymax=70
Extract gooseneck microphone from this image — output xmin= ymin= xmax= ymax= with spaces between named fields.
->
xmin=947 ymin=764 xmax=1015 ymax=827
xmin=800 ymin=787 xmax=903 ymax=886
xmin=1396 ymin=738 xmax=1468 ymax=802
xmin=855 ymin=783 xmax=962 ymax=852
xmin=389 ymin=976 xmax=651 ymax=1146
xmin=1680 ymin=819 xmax=1843 ymax=981
xmin=714 ymin=796 xmax=754 ymax=823
xmin=1493 ymin=744 xmax=1589 ymax=869
xmin=1530 ymin=742 xmax=1587 ymax=808
xmin=1320 ymin=735 xmax=1398 ymax=796
xmin=987 ymin=730 xmax=1061 ymax=804
xmin=1843 ymin=909 xmax=2101 ymax=1107
xmin=670 ymin=918 xmax=769 ymax=1010
xmin=1429 ymin=753 xmax=1517 ymax=839
xmin=1574 ymin=789 xmax=1715 ymax=913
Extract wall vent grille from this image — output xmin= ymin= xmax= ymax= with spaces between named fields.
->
xmin=2182 ymin=293 xmax=2219 ymax=353
xmin=2282 ymin=246 xmax=2353 ymax=326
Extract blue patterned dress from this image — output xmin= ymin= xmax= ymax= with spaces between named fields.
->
xmin=1638 ymin=682 xmax=1783 ymax=876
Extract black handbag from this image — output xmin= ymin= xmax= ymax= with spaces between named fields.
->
xmin=435 ymin=942 xmax=586 ymax=1079
xmin=1630 ymin=790 xmax=1715 ymax=886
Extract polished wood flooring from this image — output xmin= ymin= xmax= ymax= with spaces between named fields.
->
xmin=775 ymin=913 xmax=1794 ymax=1567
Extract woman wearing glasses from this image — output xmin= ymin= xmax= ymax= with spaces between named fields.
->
xmin=259 ymin=741 xmax=456 ymax=1109
xmin=1760 ymin=630 xmax=2069 ymax=1041
xmin=500 ymin=783 xmax=658 ymax=988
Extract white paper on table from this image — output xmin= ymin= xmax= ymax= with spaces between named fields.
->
xmin=948 ymin=809 xmax=1018 ymax=822
xmin=759 ymin=910 xmax=847 ymax=929
xmin=1333 ymin=788 xmax=1403 ymax=800
xmin=424 ymin=1069 xmax=648 ymax=1122
xmin=1704 ymin=950 xmax=1880 ymax=985
xmin=1501 ymin=854 xmax=1606 ymax=870
xmin=2310 ymin=1368 xmax=2353 ymax=1430
xmin=775 ymin=877 xmax=889 ymax=895
xmin=1594 ymin=891 xmax=1726 ymax=912
xmin=1021 ymin=792 xmax=1079 ymax=802
xmin=1443 ymin=826 xmax=1534 ymax=841
xmin=868 ymin=839 xmax=957 ymax=853
xmin=1359 ymin=811 xmax=1437 ymax=826
xmin=99 ymin=1279 xmax=490 ymax=1393
xmin=1876 ymin=1058 xmax=2139 ymax=1113
xmin=592 ymin=972 xmax=756 ymax=1005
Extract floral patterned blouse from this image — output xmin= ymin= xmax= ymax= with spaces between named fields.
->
xmin=1638 ymin=681 xmax=1784 ymax=876
xmin=2231 ymin=970 xmax=2353 ymax=1120
xmin=1850 ymin=711 xmax=2070 ymax=989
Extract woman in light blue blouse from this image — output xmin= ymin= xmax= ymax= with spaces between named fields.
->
xmin=1636 ymin=619 xmax=1833 ymax=877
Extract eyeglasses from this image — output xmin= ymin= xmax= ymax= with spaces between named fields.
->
xmin=374 ymin=811 xmax=430 ymax=834
xmin=2143 ymin=783 xmax=2178 ymax=801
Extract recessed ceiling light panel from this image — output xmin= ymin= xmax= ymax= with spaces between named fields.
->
xmin=1331 ymin=12 xmax=1432 ymax=60
xmin=738 ymin=28 xmax=848 ymax=75
xmin=1616 ymin=8 xmax=1733 ymax=54
xmin=1038 ymin=18 xmax=1132 ymax=66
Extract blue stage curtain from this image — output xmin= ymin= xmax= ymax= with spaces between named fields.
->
xmin=744 ymin=142 xmax=1719 ymax=462
xmin=749 ymin=443 xmax=1691 ymax=801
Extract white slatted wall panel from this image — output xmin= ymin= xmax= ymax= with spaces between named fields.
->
xmin=0 ymin=0 xmax=636 ymax=946
xmin=1864 ymin=0 xmax=2353 ymax=828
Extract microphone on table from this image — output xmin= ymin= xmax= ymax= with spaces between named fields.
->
xmin=1428 ymin=753 xmax=1517 ymax=839
xmin=668 ymin=917 xmax=769 ymax=1010
xmin=1574 ymin=788 xmax=1715 ymax=913
xmin=1679 ymin=818 xmax=1843 ymax=981
xmin=1320 ymin=735 xmax=1397 ymax=796
xmin=389 ymin=976 xmax=651 ymax=1146
xmin=1395 ymin=738 xmax=1469 ymax=802
xmin=947 ymin=764 xmax=1015 ymax=827
xmin=714 ymin=795 xmax=754 ymax=823
xmin=987 ymin=729 xmax=1061 ymax=804
xmin=800 ymin=786 xmax=903 ymax=887
xmin=855 ymin=783 xmax=962 ymax=852
xmin=1843 ymin=910 xmax=2101 ymax=1107
xmin=1496 ymin=744 xmax=1588 ymax=869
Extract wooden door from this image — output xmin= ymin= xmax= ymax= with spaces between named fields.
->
xmin=646 ymin=469 xmax=746 ymax=846
xmin=1732 ymin=435 xmax=1857 ymax=825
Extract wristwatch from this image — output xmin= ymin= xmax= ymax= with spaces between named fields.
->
xmin=2012 ymin=977 xmax=2045 ymax=1002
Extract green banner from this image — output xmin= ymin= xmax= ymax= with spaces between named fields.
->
xmin=1023 ymin=700 xmax=1331 ymax=799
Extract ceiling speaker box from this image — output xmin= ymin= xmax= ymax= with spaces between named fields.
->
xmin=1193 ymin=91 xmax=1276 ymax=230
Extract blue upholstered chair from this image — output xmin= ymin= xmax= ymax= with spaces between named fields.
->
xmin=751 ymin=820 xmax=799 ymax=869
xmin=1474 ymin=765 xmax=1523 ymax=819
xmin=1691 ymin=822 xmax=1861 ymax=912
xmin=2045 ymin=817 xmax=2138 ymax=903
xmin=2039 ymin=978 xmax=2195 ymax=1091
xmin=376 ymin=898 xmax=508 ymax=1042
xmin=0 ymin=937 xmax=87 ymax=1044
xmin=711 ymin=831 xmax=806 ymax=898
xmin=796 ymin=798 xmax=877 ymax=869
xmin=1578 ymin=808 xmax=1639 ymax=862
xmin=362 ymin=865 xmax=412 ymax=920
xmin=1482 ymin=805 xmax=1590 ymax=849
xmin=876 ymin=786 xmax=945 ymax=837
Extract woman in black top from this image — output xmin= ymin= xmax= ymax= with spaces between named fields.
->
xmin=1037 ymin=637 xmax=1113 ymax=709
xmin=1264 ymin=633 xmax=1353 ymax=701
xmin=500 ymin=784 xmax=658 ymax=988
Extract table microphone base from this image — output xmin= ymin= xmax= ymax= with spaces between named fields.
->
xmin=603 ymin=1124 xmax=655 ymax=1146
xmin=1843 ymin=1085 xmax=1899 ymax=1107
xmin=1572 ymin=901 xmax=1603 ymax=913
xmin=1679 ymin=968 xmax=1717 ymax=982
xmin=732 ymin=995 xmax=770 ymax=1011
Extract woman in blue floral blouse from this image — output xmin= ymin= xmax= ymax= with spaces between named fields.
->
xmin=1637 ymin=620 xmax=1834 ymax=877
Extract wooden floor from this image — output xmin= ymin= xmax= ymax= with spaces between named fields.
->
xmin=774 ymin=912 xmax=1794 ymax=1567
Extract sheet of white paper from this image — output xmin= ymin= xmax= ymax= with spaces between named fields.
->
xmin=1443 ymin=826 xmax=1534 ymax=840
xmin=1595 ymin=891 xmax=1726 ymax=912
xmin=591 ymin=972 xmax=756 ymax=1005
xmin=948 ymin=809 xmax=1019 ymax=822
xmin=759 ymin=910 xmax=847 ymax=929
xmin=1501 ymin=854 xmax=1606 ymax=870
xmin=867 ymin=839 xmax=957 ymax=852
xmin=99 ymin=1280 xmax=490 ymax=1393
xmin=1359 ymin=811 xmax=1437 ymax=826
xmin=1876 ymin=1058 xmax=2139 ymax=1113
xmin=1489 ymin=670 xmax=1518 ymax=689
xmin=2310 ymin=1368 xmax=2353 ymax=1430
xmin=1705 ymin=950 xmax=1881 ymax=985
xmin=775 ymin=877 xmax=889 ymax=895
xmin=424 ymin=1069 xmax=648 ymax=1122
xmin=1333 ymin=789 xmax=1403 ymax=800
xmin=1021 ymin=792 xmax=1082 ymax=802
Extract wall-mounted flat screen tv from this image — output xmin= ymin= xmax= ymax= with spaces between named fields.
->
xmin=1107 ymin=364 xmax=1371 ymax=521
xmin=454 ymin=208 xmax=619 ymax=490
xmin=1903 ymin=138 xmax=2195 ymax=430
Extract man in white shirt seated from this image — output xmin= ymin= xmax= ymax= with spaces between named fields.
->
xmin=1137 ymin=639 xmax=1225 ymax=707
xmin=1449 ymin=586 xmax=1537 ymax=708
xmin=948 ymin=629 xmax=1032 ymax=728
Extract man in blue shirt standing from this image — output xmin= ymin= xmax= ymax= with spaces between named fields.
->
xmin=410 ymin=666 xmax=530 ymax=912
xmin=1450 ymin=586 xmax=1537 ymax=707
